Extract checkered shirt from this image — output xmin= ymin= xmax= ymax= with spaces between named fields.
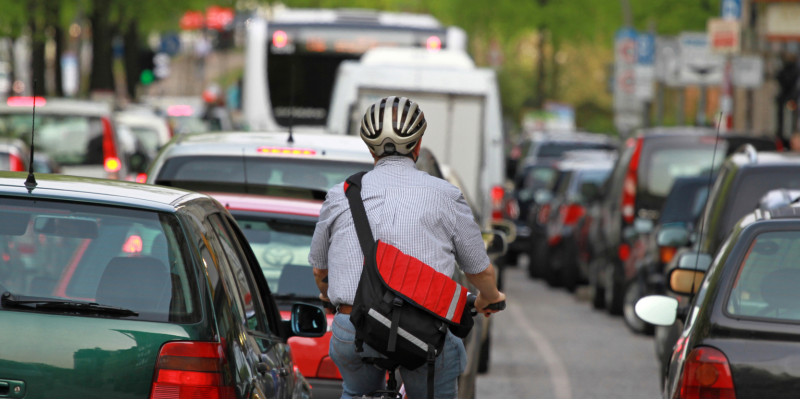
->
xmin=308 ymin=156 xmax=490 ymax=307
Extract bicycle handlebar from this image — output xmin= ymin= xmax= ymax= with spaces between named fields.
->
xmin=466 ymin=293 xmax=506 ymax=315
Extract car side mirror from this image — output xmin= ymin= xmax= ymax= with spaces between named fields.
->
xmin=286 ymin=303 xmax=326 ymax=338
xmin=657 ymin=223 xmax=690 ymax=247
xmin=634 ymin=295 xmax=678 ymax=326
xmin=482 ymin=230 xmax=508 ymax=258
xmin=667 ymin=268 xmax=706 ymax=295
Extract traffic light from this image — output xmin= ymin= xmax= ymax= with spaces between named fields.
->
xmin=139 ymin=49 xmax=156 ymax=85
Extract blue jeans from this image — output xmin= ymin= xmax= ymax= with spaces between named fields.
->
xmin=329 ymin=313 xmax=467 ymax=399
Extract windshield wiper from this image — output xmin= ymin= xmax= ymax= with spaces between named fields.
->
xmin=1 ymin=292 xmax=138 ymax=317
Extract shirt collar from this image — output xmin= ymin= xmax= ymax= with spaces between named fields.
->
xmin=375 ymin=156 xmax=417 ymax=169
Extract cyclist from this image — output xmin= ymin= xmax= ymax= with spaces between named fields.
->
xmin=309 ymin=96 xmax=506 ymax=398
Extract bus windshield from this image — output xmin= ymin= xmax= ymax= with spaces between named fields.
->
xmin=266 ymin=24 xmax=448 ymax=127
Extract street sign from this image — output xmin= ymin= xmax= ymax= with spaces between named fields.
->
xmin=635 ymin=33 xmax=655 ymax=100
xmin=654 ymin=37 xmax=681 ymax=85
xmin=708 ymin=18 xmax=740 ymax=54
xmin=677 ymin=32 xmax=724 ymax=86
xmin=721 ymin=0 xmax=741 ymax=20
xmin=731 ymin=55 xmax=763 ymax=88
xmin=614 ymin=28 xmax=643 ymax=134
xmin=765 ymin=2 xmax=800 ymax=41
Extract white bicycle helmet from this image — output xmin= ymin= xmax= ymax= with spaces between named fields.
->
xmin=360 ymin=96 xmax=427 ymax=157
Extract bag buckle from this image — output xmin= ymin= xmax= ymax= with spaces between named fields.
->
xmin=392 ymin=297 xmax=403 ymax=307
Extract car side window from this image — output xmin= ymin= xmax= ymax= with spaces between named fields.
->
xmin=208 ymin=213 xmax=272 ymax=335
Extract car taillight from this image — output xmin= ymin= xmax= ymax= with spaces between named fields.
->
xmin=618 ymin=243 xmax=631 ymax=261
xmin=505 ymin=197 xmax=520 ymax=220
xmin=136 ymin=173 xmax=148 ymax=183
xmin=679 ymin=347 xmax=736 ymax=399
xmin=122 ymin=235 xmax=143 ymax=253
xmin=538 ymin=204 xmax=551 ymax=225
xmin=491 ymin=185 xmax=505 ymax=221
xmin=9 ymin=150 xmax=25 ymax=172
xmin=559 ymin=203 xmax=585 ymax=226
xmin=622 ymin=137 xmax=643 ymax=224
xmin=660 ymin=246 xmax=677 ymax=264
xmin=316 ymin=356 xmax=342 ymax=379
xmin=150 ymin=341 xmax=235 ymax=399
xmin=101 ymin=117 xmax=121 ymax=174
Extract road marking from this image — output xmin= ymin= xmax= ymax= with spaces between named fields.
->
xmin=508 ymin=301 xmax=572 ymax=398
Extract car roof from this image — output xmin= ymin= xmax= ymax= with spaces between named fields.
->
xmin=728 ymin=150 xmax=800 ymax=167
xmin=0 ymin=97 xmax=111 ymax=117
xmin=160 ymin=131 xmax=374 ymax=163
xmin=637 ymin=126 xmax=717 ymax=137
xmin=205 ymin=192 xmax=322 ymax=217
xmin=0 ymin=171 xmax=202 ymax=212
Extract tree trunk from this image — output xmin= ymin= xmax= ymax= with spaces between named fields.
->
xmin=123 ymin=20 xmax=140 ymax=101
xmin=89 ymin=0 xmax=114 ymax=94
xmin=28 ymin=0 xmax=46 ymax=96
xmin=45 ymin=0 xmax=63 ymax=97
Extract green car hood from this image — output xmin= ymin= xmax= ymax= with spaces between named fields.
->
xmin=0 ymin=310 xmax=205 ymax=398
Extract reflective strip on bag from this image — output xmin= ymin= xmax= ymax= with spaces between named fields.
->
xmin=367 ymin=308 xmax=431 ymax=354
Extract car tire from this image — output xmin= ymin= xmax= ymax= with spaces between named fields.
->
xmin=546 ymin=244 xmax=563 ymax=287
xmin=622 ymin=277 xmax=654 ymax=334
xmin=477 ymin=329 xmax=491 ymax=374
xmin=561 ymin=242 xmax=580 ymax=293
xmin=588 ymin=260 xmax=605 ymax=309
xmin=529 ymin=239 xmax=549 ymax=280
xmin=604 ymin=263 xmax=624 ymax=315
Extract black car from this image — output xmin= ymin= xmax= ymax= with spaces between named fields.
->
xmin=636 ymin=191 xmax=800 ymax=398
xmin=0 ymin=171 xmax=325 ymax=398
xmin=621 ymin=175 xmax=711 ymax=334
xmin=589 ymin=128 xmax=777 ymax=316
xmin=541 ymin=154 xmax=614 ymax=291
xmin=507 ymin=131 xmax=617 ymax=268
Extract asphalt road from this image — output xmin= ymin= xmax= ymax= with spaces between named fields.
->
xmin=476 ymin=259 xmax=662 ymax=399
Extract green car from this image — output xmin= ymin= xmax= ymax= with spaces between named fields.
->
xmin=0 ymin=171 xmax=325 ymax=398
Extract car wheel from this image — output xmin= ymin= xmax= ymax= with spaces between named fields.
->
xmin=529 ymin=239 xmax=549 ymax=280
xmin=604 ymin=263 xmax=623 ymax=315
xmin=588 ymin=260 xmax=605 ymax=309
xmin=622 ymin=277 xmax=654 ymax=334
xmin=477 ymin=329 xmax=491 ymax=374
xmin=561 ymin=243 xmax=579 ymax=293
xmin=546 ymin=244 xmax=563 ymax=287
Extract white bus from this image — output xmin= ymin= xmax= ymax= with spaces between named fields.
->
xmin=243 ymin=7 xmax=466 ymax=131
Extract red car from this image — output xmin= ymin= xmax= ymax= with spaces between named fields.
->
xmin=206 ymin=192 xmax=343 ymax=398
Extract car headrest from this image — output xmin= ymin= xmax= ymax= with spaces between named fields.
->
xmin=95 ymin=256 xmax=170 ymax=313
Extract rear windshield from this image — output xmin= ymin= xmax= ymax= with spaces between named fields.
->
xmin=727 ymin=230 xmax=800 ymax=322
xmin=723 ymin=169 xmax=800 ymax=235
xmin=536 ymin=142 xmax=615 ymax=159
xmin=155 ymin=156 xmax=372 ymax=197
xmin=0 ymin=113 xmax=104 ymax=166
xmin=233 ymin=212 xmax=318 ymax=300
xmin=0 ymin=197 xmax=200 ymax=323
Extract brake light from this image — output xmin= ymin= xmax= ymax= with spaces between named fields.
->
xmin=618 ymin=243 xmax=631 ymax=261
xmin=660 ymin=246 xmax=677 ymax=264
xmin=167 ymin=105 xmax=194 ymax=117
xmin=257 ymin=147 xmax=316 ymax=156
xmin=9 ymin=150 xmax=25 ymax=171
xmin=316 ymin=356 xmax=342 ymax=379
xmin=538 ymin=204 xmax=551 ymax=225
xmin=150 ymin=341 xmax=235 ymax=399
xmin=136 ymin=173 xmax=148 ymax=183
xmin=621 ymin=137 xmax=643 ymax=224
xmin=426 ymin=35 xmax=442 ymax=51
xmin=273 ymin=30 xmax=289 ymax=48
xmin=505 ymin=197 xmax=520 ymax=220
xmin=491 ymin=185 xmax=505 ymax=221
xmin=679 ymin=347 xmax=736 ymax=399
xmin=7 ymin=96 xmax=46 ymax=107
xmin=101 ymin=117 xmax=121 ymax=174
xmin=559 ymin=203 xmax=585 ymax=226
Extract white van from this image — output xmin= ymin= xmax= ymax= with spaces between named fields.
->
xmin=327 ymin=47 xmax=506 ymax=229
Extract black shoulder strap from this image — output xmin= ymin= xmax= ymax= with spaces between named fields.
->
xmin=344 ymin=171 xmax=374 ymax=256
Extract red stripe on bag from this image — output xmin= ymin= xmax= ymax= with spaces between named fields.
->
xmin=376 ymin=241 xmax=466 ymax=323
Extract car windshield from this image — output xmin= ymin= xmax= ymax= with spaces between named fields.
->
xmin=727 ymin=230 xmax=800 ymax=322
xmin=0 ymin=113 xmax=103 ymax=166
xmin=642 ymin=147 xmax=719 ymax=198
xmin=0 ymin=197 xmax=200 ymax=323
xmin=233 ymin=213 xmax=318 ymax=299
xmin=536 ymin=141 xmax=615 ymax=159
xmin=155 ymin=155 xmax=372 ymax=195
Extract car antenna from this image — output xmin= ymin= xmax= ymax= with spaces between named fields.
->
xmin=24 ymin=80 xmax=39 ymax=192
xmin=287 ymin=58 xmax=295 ymax=144
xmin=690 ymin=112 xmax=724 ymax=295
xmin=241 ymin=148 xmax=250 ymax=194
